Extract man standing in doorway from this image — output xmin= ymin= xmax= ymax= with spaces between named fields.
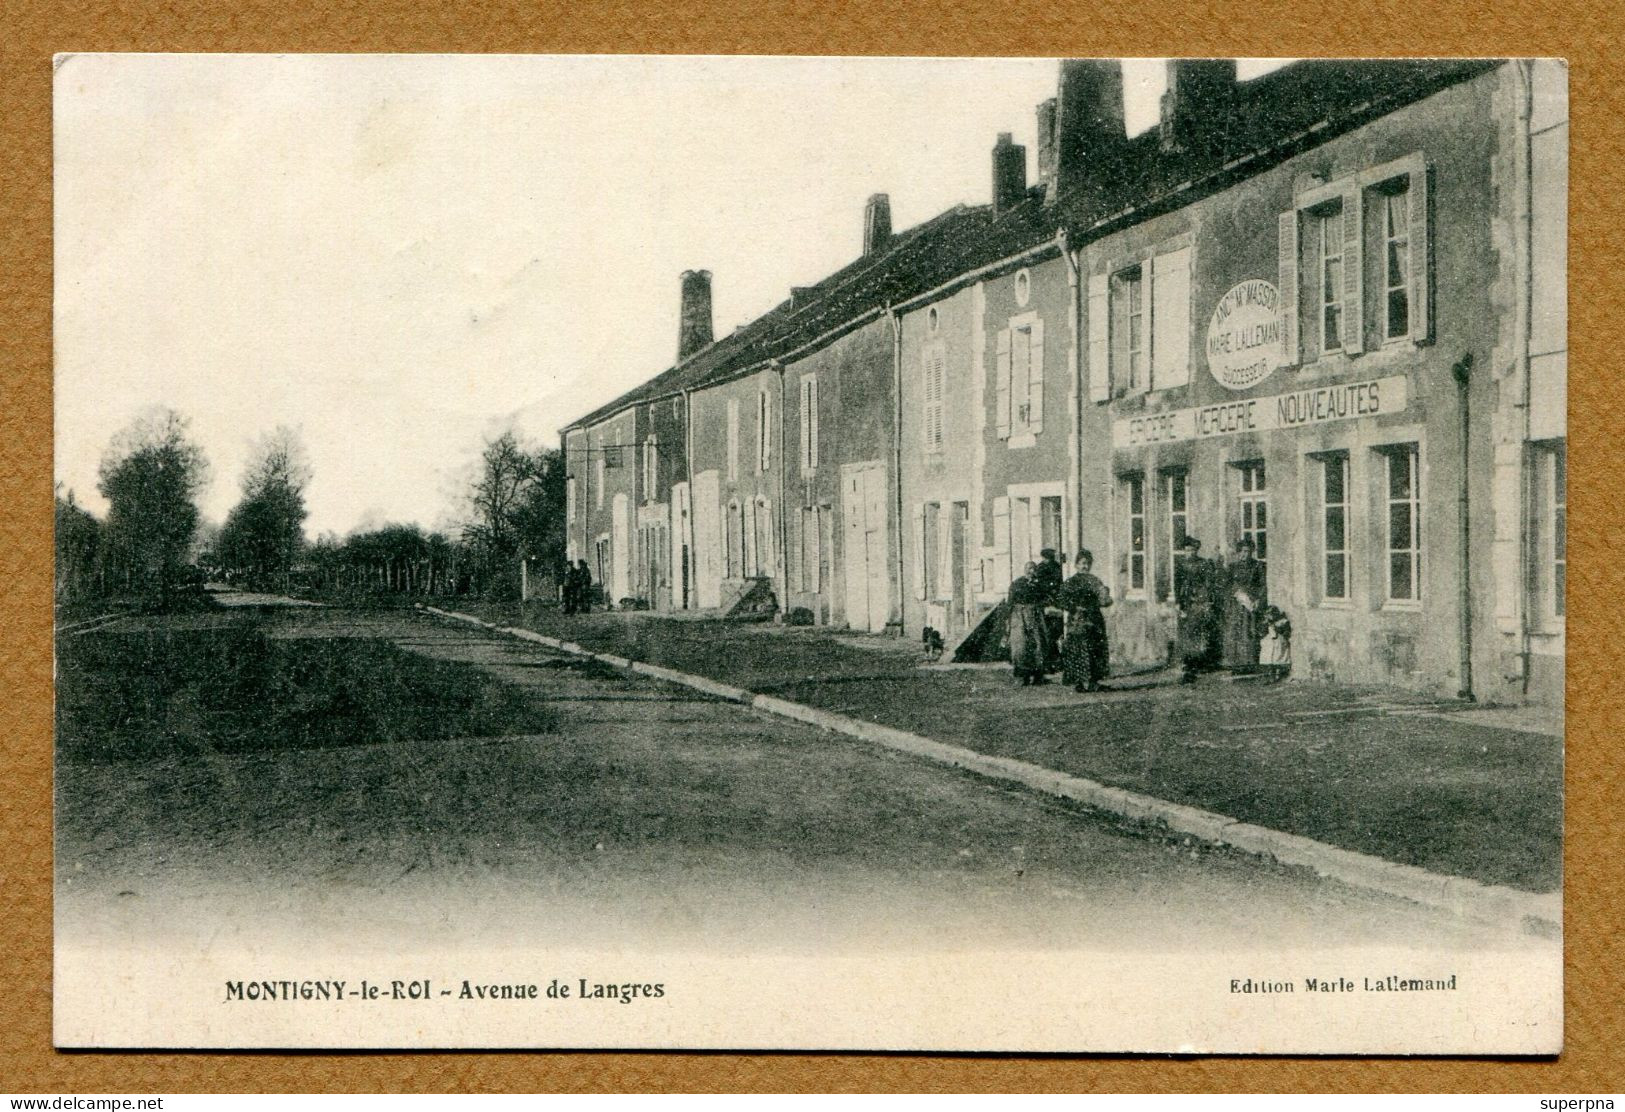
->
xmin=1174 ymin=537 xmax=1219 ymax=683
xmin=1034 ymin=547 xmax=1066 ymax=673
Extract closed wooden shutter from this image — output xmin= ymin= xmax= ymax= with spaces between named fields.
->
xmin=1410 ymin=165 xmax=1432 ymax=343
xmin=1341 ymin=188 xmax=1364 ymax=353
xmin=910 ymin=504 xmax=927 ymax=600
xmin=808 ymin=377 xmax=819 ymax=467
xmin=992 ymin=496 xmax=1011 ymax=591
xmin=1027 ymin=319 xmax=1045 ymax=432
xmin=995 ymin=328 xmax=1012 ymax=438
xmin=1152 ymin=247 xmax=1192 ymax=389
xmin=1087 ymin=273 xmax=1110 ymax=402
xmin=1278 ymin=211 xmax=1299 ymax=365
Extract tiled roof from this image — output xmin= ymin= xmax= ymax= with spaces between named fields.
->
xmin=564 ymin=58 xmax=1502 ymax=432
xmin=1059 ymin=58 xmax=1503 ymax=235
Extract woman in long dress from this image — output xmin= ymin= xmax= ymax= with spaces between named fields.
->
xmin=1059 ymin=549 xmax=1112 ymax=692
xmin=1007 ymin=563 xmax=1050 ymax=686
xmin=1221 ymin=538 xmax=1266 ymax=672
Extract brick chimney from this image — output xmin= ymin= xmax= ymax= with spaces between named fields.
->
xmin=677 ymin=269 xmax=713 ymax=362
xmin=1035 ymin=97 xmax=1059 ymax=197
xmin=1159 ymin=58 xmax=1238 ymax=162
xmin=1050 ymin=59 xmax=1126 ymax=203
xmin=863 ymin=193 xmax=892 ymax=256
xmin=992 ymin=132 xmax=1028 ymax=215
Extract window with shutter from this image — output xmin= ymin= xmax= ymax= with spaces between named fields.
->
xmin=1151 ymin=247 xmax=1191 ymax=389
xmin=995 ymin=329 xmax=1012 ymax=438
xmin=757 ymin=391 xmax=771 ymax=472
xmin=922 ymin=345 xmax=946 ymax=453
xmin=1087 ymin=273 xmax=1110 ymax=402
xmin=910 ymin=504 xmax=927 ymax=600
xmin=992 ymin=496 xmax=1012 ymax=592
xmin=1278 ymin=210 xmax=1300 ymax=365
xmin=1408 ymin=166 xmax=1431 ymax=343
xmin=808 ymin=377 xmax=819 ymax=468
xmin=1027 ymin=319 xmax=1045 ymax=432
xmin=1341 ymin=187 xmax=1364 ymax=353
xmin=726 ymin=399 xmax=739 ymax=482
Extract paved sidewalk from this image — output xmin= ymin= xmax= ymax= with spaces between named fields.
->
xmin=451 ymin=602 xmax=1562 ymax=897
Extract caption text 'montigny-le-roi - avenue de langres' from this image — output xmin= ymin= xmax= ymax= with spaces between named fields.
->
xmin=559 ymin=59 xmax=1566 ymax=708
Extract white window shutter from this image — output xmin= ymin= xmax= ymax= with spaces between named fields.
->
xmin=1410 ymin=166 xmax=1432 ymax=343
xmin=1027 ymin=319 xmax=1045 ymax=432
xmin=810 ymin=506 xmax=821 ymax=593
xmin=1152 ymin=247 xmax=1192 ymax=388
xmin=992 ymin=496 xmax=1011 ymax=591
xmin=1278 ymin=211 xmax=1300 ymax=365
xmin=1137 ymin=272 xmax=1154 ymax=390
xmin=1341 ymin=188 xmax=1364 ymax=354
xmin=910 ymin=504 xmax=927 ymax=600
xmin=808 ymin=377 xmax=819 ymax=468
xmin=1087 ymin=274 xmax=1110 ymax=402
xmin=933 ymin=349 xmax=946 ymax=448
xmin=995 ymin=328 xmax=1012 ymax=438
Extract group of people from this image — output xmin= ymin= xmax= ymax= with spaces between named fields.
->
xmin=1005 ymin=537 xmax=1291 ymax=693
xmin=560 ymin=558 xmax=595 ymax=615
xmin=1173 ymin=536 xmax=1290 ymax=683
xmin=1007 ymin=548 xmax=1113 ymax=692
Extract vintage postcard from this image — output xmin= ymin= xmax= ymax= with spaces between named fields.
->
xmin=52 ymin=54 xmax=1565 ymax=1052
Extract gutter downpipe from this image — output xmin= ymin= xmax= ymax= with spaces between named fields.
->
xmin=1061 ymin=229 xmax=1082 ymax=558
xmin=1517 ymin=59 xmax=1537 ymax=697
xmin=890 ymin=303 xmax=905 ymax=638
xmin=775 ymin=360 xmax=789 ymax=616
xmin=1454 ymin=352 xmax=1476 ymax=702
xmin=682 ymin=387 xmax=695 ymax=611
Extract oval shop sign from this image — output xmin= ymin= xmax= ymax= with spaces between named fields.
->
xmin=1206 ymin=279 xmax=1284 ymax=391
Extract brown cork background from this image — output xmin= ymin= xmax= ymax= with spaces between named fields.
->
xmin=1 ymin=0 xmax=1618 ymax=1094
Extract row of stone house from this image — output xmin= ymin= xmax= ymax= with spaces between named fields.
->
xmin=562 ymin=57 xmax=1567 ymax=707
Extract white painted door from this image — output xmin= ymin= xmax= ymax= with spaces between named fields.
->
xmin=692 ymin=470 xmax=721 ymax=609
xmin=841 ymin=461 xmax=890 ymax=633
xmin=611 ymin=493 xmax=631 ymax=605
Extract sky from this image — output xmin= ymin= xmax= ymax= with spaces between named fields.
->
xmin=54 ymin=55 xmax=1288 ymax=538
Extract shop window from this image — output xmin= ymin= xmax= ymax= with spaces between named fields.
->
xmin=1039 ymin=496 xmax=1063 ymax=559
xmin=1236 ymin=460 xmax=1268 ymax=569
xmin=1380 ymin=444 xmax=1422 ymax=604
xmin=1320 ymin=454 xmax=1350 ymax=602
xmin=1124 ymin=475 xmax=1147 ymax=598
xmin=1159 ymin=470 xmax=1188 ymax=601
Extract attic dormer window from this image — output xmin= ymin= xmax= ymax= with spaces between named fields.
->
xmin=1015 ymin=268 xmax=1032 ymax=307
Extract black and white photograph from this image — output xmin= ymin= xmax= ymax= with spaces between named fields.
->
xmin=52 ymin=54 xmax=1566 ymax=1052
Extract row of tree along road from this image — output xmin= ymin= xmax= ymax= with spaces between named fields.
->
xmin=56 ymin=408 xmax=567 ymax=613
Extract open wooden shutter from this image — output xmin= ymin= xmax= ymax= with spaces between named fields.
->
xmin=936 ymin=508 xmax=954 ymax=600
xmin=995 ymin=329 xmax=1012 ymax=438
xmin=1278 ymin=211 xmax=1300 ymax=365
xmin=1341 ymin=187 xmax=1364 ymax=354
xmin=1137 ymin=270 xmax=1153 ymax=391
xmin=1410 ymin=165 xmax=1432 ymax=343
xmin=910 ymin=504 xmax=926 ymax=600
xmin=992 ymin=496 xmax=1012 ymax=592
xmin=1027 ymin=319 xmax=1045 ymax=432
xmin=1152 ymin=247 xmax=1191 ymax=388
xmin=1087 ymin=273 xmax=1110 ymax=402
